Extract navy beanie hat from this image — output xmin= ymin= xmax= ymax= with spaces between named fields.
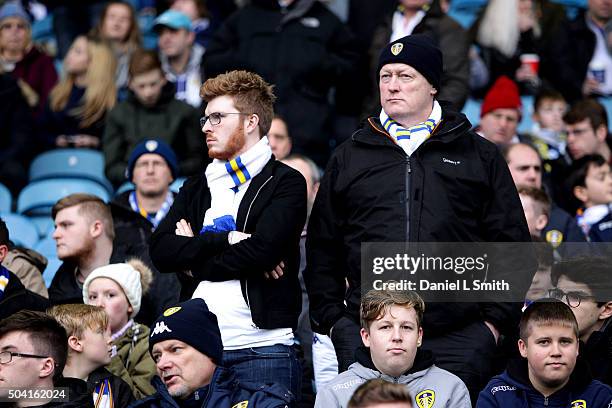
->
xmin=126 ymin=139 xmax=179 ymax=181
xmin=377 ymin=34 xmax=443 ymax=90
xmin=149 ymin=298 xmax=224 ymax=364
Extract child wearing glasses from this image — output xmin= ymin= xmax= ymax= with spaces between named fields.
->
xmin=48 ymin=304 xmax=134 ymax=407
xmin=476 ymin=300 xmax=612 ymax=407
xmin=551 ymin=257 xmax=612 ymax=386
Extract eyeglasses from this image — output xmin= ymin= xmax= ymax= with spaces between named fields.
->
xmin=200 ymin=112 xmax=251 ymax=128
xmin=0 ymin=351 xmax=49 ymax=364
xmin=548 ymin=288 xmax=597 ymax=308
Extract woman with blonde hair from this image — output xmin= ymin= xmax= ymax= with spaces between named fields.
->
xmin=91 ymin=1 xmax=142 ymax=99
xmin=469 ymin=0 xmax=565 ymax=96
xmin=41 ymin=35 xmax=116 ymax=149
xmin=0 ymin=2 xmax=57 ymax=116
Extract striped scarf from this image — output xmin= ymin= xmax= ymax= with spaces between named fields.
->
xmin=380 ymin=100 xmax=442 ymax=156
xmin=202 ymin=137 xmax=272 ymax=233
xmin=93 ymin=378 xmax=113 ymax=408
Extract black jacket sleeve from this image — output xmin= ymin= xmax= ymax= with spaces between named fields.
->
xmin=478 ymin=146 xmax=535 ymax=334
xmin=304 ymin=156 xmax=348 ymax=334
xmin=149 ymin=177 xmax=231 ymax=273
xmin=192 ymin=170 xmax=307 ymax=281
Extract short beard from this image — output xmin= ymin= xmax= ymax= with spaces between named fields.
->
xmin=137 ymin=186 xmax=168 ymax=199
xmin=169 ymin=384 xmax=191 ymax=400
xmin=209 ymin=122 xmax=246 ymax=161
xmin=59 ymin=238 xmax=96 ymax=263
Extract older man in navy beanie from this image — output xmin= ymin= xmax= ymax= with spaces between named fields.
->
xmin=306 ymin=33 xmax=533 ymax=402
xmin=128 ymin=298 xmax=293 ymax=407
xmin=110 ymin=139 xmax=183 ymax=325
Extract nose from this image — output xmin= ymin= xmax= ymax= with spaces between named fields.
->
xmin=202 ymin=119 xmax=213 ymax=133
xmin=550 ymin=341 xmax=562 ymax=356
xmin=92 ymin=298 xmax=105 ymax=308
xmin=156 ymin=353 xmax=172 ymax=371
xmin=52 ymin=228 xmax=60 ymax=239
xmin=391 ymin=326 xmax=402 ymax=341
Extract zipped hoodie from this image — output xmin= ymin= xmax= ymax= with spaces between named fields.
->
xmin=476 ymin=357 xmax=612 ymax=407
xmin=315 ymin=346 xmax=471 ymax=407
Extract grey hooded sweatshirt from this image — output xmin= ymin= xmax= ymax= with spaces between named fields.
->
xmin=315 ymin=346 xmax=471 ymax=408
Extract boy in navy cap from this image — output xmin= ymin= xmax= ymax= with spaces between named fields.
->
xmin=129 ymin=298 xmax=293 ymax=407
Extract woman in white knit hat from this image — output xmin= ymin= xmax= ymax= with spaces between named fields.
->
xmin=83 ymin=258 xmax=156 ymax=398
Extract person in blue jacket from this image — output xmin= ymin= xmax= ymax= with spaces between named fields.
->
xmin=128 ymin=298 xmax=293 ymax=408
xmin=477 ymin=300 xmax=612 ymax=407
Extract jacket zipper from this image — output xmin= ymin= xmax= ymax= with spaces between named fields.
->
xmin=544 ymin=396 xmax=548 ymax=406
xmin=405 ymin=156 xmax=411 ymax=242
xmin=242 ymin=175 xmax=273 ymax=314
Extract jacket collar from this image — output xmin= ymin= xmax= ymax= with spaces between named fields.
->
xmin=353 ymin=103 xmax=471 ymax=149
xmin=355 ymin=345 xmax=435 ymax=376
xmin=506 ymin=356 xmax=594 ymax=393
xmin=150 ymin=366 xmax=233 ymax=407
xmin=235 ymin=157 xmax=277 ymax=231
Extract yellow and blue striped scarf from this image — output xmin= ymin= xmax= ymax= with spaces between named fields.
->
xmin=380 ymin=100 xmax=442 ymax=156
xmin=202 ymin=137 xmax=272 ymax=233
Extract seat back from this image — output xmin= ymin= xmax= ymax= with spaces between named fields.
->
xmin=17 ymin=178 xmax=110 ymax=216
xmin=0 ymin=183 xmax=11 ymax=214
xmin=29 ymin=149 xmax=113 ymax=193
xmin=1 ymin=213 xmax=39 ymax=248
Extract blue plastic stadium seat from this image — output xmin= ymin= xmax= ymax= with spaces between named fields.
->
xmin=461 ymin=98 xmax=481 ymax=127
xmin=17 ymin=178 xmax=110 ymax=217
xmin=29 ymin=149 xmax=114 ymax=194
xmin=599 ymin=97 xmax=612 ymax=123
xmin=170 ymin=177 xmax=187 ymax=193
xmin=1 ymin=213 xmax=39 ymax=249
xmin=43 ymin=258 xmax=62 ymax=287
xmin=30 ymin=216 xmax=55 ymax=238
xmin=0 ymin=183 xmax=11 ymax=214
xmin=518 ymin=95 xmax=535 ymax=133
xmin=115 ymin=182 xmax=135 ymax=196
xmin=34 ymin=236 xmax=58 ymax=258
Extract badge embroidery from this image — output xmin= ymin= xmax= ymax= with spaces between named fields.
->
xmin=163 ymin=306 xmax=182 ymax=316
xmin=416 ymin=389 xmax=435 ymax=408
xmin=391 ymin=43 xmax=403 ymax=56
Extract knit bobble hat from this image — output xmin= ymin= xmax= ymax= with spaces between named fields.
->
xmin=480 ymin=76 xmax=522 ymax=117
xmin=377 ymin=33 xmax=443 ymax=90
xmin=125 ymin=139 xmax=179 ymax=181
xmin=82 ymin=259 xmax=153 ymax=318
xmin=148 ymin=298 xmax=224 ymax=365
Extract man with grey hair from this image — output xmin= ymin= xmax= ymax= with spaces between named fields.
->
xmin=306 ymin=33 xmax=531 ymax=401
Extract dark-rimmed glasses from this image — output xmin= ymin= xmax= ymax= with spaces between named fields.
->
xmin=0 ymin=351 xmax=49 ymax=364
xmin=548 ymin=288 xmax=597 ymax=308
xmin=200 ymin=112 xmax=251 ymax=128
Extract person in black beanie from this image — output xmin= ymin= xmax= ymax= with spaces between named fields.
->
xmin=128 ymin=298 xmax=293 ymax=408
xmin=305 ymin=33 xmax=533 ymax=403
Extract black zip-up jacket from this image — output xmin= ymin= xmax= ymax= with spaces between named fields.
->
xmin=541 ymin=10 xmax=596 ymax=102
xmin=305 ymin=106 xmax=532 ymax=335
xmin=0 ymin=269 xmax=48 ymax=320
xmin=149 ymin=158 xmax=307 ymax=330
xmin=204 ymin=0 xmax=358 ymax=165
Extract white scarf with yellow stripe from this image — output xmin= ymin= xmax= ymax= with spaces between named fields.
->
xmin=380 ymin=100 xmax=442 ymax=156
xmin=203 ymin=137 xmax=271 ymax=233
